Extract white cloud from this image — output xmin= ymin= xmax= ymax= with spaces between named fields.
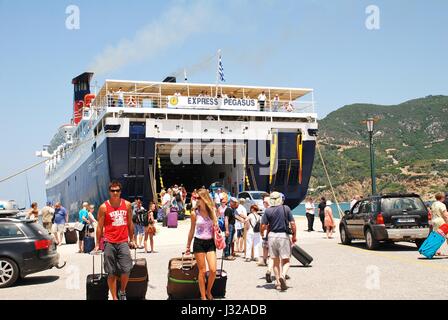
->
xmin=89 ymin=1 xmax=216 ymax=76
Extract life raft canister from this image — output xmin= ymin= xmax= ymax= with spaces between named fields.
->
xmin=84 ymin=94 xmax=96 ymax=107
xmin=126 ymin=95 xmax=136 ymax=106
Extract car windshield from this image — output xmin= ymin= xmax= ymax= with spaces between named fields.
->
xmin=381 ymin=197 xmax=426 ymax=212
xmin=250 ymin=193 xmax=264 ymax=200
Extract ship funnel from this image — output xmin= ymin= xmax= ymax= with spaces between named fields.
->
xmin=72 ymin=72 xmax=94 ymax=125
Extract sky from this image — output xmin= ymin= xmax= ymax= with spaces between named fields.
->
xmin=0 ymin=0 xmax=447 ymax=208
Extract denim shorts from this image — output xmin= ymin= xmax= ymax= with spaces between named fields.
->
xmin=134 ymin=224 xmax=145 ymax=235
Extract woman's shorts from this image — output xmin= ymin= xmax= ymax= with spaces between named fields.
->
xmin=193 ymin=237 xmax=216 ymax=253
xmin=236 ymin=229 xmax=243 ymax=238
xmin=134 ymin=224 xmax=145 ymax=235
xmin=78 ymin=224 xmax=87 ymax=241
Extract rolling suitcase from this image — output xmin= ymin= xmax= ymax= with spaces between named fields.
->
xmin=168 ymin=207 xmax=178 ymax=228
xmin=206 ymin=252 xmax=227 ymax=298
xmin=157 ymin=208 xmax=165 ymax=223
xmin=118 ymin=249 xmax=148 ymax=300
xmin=83 ymin=234 xmax=95 ymax=254
xmin=291 ymin=244 xmax=313 ymax=267
xmin=64 ymin=228 xmax=78 ymax=244
xmin=86 ymin=252 xmax=108 ymax=300
xmin=178 ymin=209 xmax=185 ymax=221
xmin=167 ymin=253 xmax=201 ymax=300
xmin=419 ymin=231 xmax=446 ymax=259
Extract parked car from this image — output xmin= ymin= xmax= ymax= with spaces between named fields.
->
xmin=0 ymin=218 xmax=61 ymax=288
xmin=339 ymin=193 xmax=430 ymax=250
xmin=237 ymin=191 xmax=268 ymax=213
xmin=0 ymin=200 xmax=19 ymax=217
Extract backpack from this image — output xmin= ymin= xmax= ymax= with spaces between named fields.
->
xmin=137 ymin=209 xmax=149 ymax=226
xmin=249 ymin=213 xmax=260 ymax=233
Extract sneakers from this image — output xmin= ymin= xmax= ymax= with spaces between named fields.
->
xmin=245 ymin=258 xmax=251 ymax=262
xmin=118 ymin=291 xmax=127 ymax=301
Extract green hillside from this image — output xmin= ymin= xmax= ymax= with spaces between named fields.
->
xmin=310 ymin=95 xmax=448 ymax=199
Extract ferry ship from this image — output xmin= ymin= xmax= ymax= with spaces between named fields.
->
xmin=38 ymin=72 xmax=318 ymax=218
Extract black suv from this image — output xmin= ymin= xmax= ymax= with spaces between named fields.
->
xmin=0 ymin=218 xmax=61 ymax=288
xmin=339 ymin=193 xmax=430 ymax=250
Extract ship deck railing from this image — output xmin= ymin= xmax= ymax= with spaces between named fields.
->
xmin=90 ymin=93 xmax=315 ymax=115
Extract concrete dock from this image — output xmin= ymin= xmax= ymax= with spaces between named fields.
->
xmin=1 ymin=217 xmax=448 ymax=300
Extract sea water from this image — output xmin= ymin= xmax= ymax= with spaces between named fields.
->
xmin=292 ymin=202 xmax=350 ymax=218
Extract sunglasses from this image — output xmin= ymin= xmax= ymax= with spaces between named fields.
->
xmin=110 ymin=189 xmax=121 ymax=193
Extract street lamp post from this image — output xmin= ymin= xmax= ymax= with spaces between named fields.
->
xmin=366 ymin=117 xmax=377 ymax=195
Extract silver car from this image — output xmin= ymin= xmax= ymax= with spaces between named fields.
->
xmin=237 ymin=191 xmax=267 ymax=214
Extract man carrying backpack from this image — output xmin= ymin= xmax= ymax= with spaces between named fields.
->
xmin=132 ymin=198 xmax=147 ymax=250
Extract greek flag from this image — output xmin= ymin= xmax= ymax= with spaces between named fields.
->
xmin=218 ymin=54 xmax=225 ymax=82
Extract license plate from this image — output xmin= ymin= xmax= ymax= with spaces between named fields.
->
xmin=397 ymin=218 xmax=415 ymax=223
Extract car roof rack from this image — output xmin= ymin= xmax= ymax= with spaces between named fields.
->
xmin=379 ymin=193 xmax=420 ymax=198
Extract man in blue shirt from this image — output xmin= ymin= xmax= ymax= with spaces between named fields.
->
xmin=260 ymin=192 xmax=296 ymax=291
xmin=52 ymin=202 xmax=68 ymax=246
xmin=78 ymin=202 xmax=91 ymax=253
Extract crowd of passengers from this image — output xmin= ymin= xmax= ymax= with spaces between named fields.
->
xmin=105 ymin=87 xmax=295 ymax=112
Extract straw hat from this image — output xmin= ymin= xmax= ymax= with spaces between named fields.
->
xmin=269 ymin=192 xmax=283 ymax=207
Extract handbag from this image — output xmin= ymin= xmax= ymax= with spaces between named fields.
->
xmin=214 ymin=225 xmax=226 ymax=250
xmin=282 ymin=205 xmax=293 ymax=235
xmin=74 ymin=222 xmax=85 ymax=232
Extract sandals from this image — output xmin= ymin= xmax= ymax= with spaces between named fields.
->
xmin=265 ymin=272 xmax=272 ymax=283
xmin=279 ymin=277 xmax=288 ymax=291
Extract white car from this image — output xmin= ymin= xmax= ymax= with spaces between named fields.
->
xmin=237 ymin=191 xmax=267 ymax=214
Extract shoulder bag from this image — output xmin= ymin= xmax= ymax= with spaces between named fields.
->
xmin=282 ymin=205 xmax=293 ymax=235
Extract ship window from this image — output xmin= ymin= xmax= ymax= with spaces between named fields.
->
xmin=105 ymin=125 xmax=121 ymax=133
xmin=136 ymin=159 xmax=144 ymax=176
xmin=287 ymin=160 xmax=300 ymax=186
xmin=273 ymin=159 xmax=287 ymax=186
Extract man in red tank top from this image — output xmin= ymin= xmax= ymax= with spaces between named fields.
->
xmin=95 ymin=181 xmax=136 ymax=300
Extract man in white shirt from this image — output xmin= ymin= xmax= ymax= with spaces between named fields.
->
xmin=115 ymin=87 xmax=124 ymax=107
xmin=305 ymin=197 xmax=315 ymax=232
xmin=235 ymin=199 xmax=248 ymax=255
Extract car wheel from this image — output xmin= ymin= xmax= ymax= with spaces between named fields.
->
xmin=340 ymin=225 xmax=352 ymax=245
xmin=0 ymin=258 xmax=19 ymax=288
xmin=415 ymin=239 xmax=425 ymax=249
xmin=365 ymin=228 xmax=380 ymax=250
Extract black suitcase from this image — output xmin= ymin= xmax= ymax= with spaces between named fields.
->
xmin=163 ymin=215 xmax=168 ymax=227
xmin=206 ymin=252 xmax=227 ymax=298
xmin=65 ymin=228 xmax=78 ymax=244
xmin=83 ymin=235 xmax=95 ymax=254
xmin=118 ymin=249 xmax=148 ymax=300
xmin=86 ymin=252 xmax=109 ymax=300
xmin=291 ymin=244 xmax=313 ymax=267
